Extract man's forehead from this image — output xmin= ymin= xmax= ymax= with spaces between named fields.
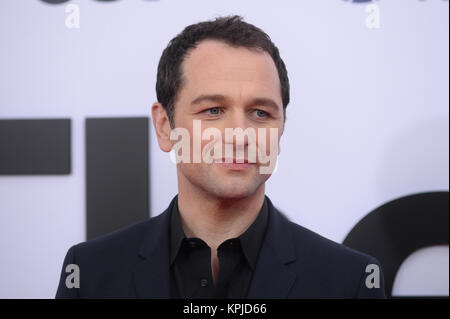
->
xmin=182 ymin=40 xmax=279 ymax=81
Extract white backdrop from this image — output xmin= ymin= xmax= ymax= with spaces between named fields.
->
xmin=0 ymin=0 xmax=448 ymax=298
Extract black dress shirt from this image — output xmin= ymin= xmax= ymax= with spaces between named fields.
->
xmin=169 ymin=196 xmax=269 ymax=299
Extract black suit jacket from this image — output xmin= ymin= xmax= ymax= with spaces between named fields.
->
xmin=56 ymin=195 xmax=386 ymax=298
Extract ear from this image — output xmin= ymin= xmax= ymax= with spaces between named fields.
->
xmin=151 ymin=102 xmax=173 ymax=152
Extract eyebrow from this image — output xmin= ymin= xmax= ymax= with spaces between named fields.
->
xmin=191 ymin=94 xmax=228 ymax=105
xmin=191 ymin=94 xmax=280 ymax=111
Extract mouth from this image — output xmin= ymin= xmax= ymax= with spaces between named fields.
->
xmin=213 ymin=157 xmax=255 ymax=170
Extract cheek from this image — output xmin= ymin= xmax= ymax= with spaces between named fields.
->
xmin=178 ymin=162 xmax=203 ymax=178
xmin=256 ymin=126 xmax=281 ymax=155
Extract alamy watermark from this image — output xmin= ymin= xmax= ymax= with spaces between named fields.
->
xmin=169 ymin=120 xmax=279 ymax=174
xmin=65 ymin=4 xmax=80 ymax=29
xmin=65 ymin=263 xmax=80 ymax=289
xmin=365 ymin=263 xmax=380 ymax=289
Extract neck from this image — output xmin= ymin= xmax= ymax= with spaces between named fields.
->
xmin=177 ymin=174 xmax=265 ymax=250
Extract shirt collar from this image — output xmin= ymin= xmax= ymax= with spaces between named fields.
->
xmin=169 ymin=195 xmax=269 ymax=270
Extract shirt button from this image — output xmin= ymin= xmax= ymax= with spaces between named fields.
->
xmin=189 ymin=241 xmax=197 ymax=248
xmin=200 ymin=279 xmax=208 ymax=287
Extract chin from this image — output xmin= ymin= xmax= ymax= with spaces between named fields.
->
xmin=206 ymin=180 xmax=262 ymax=200
xmin=180 ymin=166 xmax=267 ymax=199
xmin=213 ymin=189 xmax=251 ymax=200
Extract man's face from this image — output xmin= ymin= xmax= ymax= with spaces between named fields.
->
xmin=171 ymin=39 xmax=284 ymax=199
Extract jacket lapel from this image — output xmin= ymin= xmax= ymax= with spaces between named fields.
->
xmin=247 ymin=197 xmax=297 ymax=298
xmin=132 ymin=195 xmax=297 ymax=298
xmin=132 ymin=196 xmax=176 ymax=298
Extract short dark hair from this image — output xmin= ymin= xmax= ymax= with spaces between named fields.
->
xmin=156 ymin=15 xmax=290 ymax=128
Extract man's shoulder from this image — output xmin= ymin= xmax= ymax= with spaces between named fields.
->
xmin=72 ymin=213 xmax=165 ymax=264
xmin=286 ymin=219 xmax=375 ymax=265
xmin=56 ymin=212 xmax=172 ymax=298
xmin=267 ymin=198 xmax=377 ymax=268
xmin=274 ymin=217 xmax=385 ymax=298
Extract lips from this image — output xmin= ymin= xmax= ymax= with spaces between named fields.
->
xmin=213 ymin=157 xmax=255 ymax=170
xmin=213 ymin=157 xmax=249 ymax=164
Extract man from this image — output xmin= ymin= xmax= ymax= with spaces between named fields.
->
xmin=56 ymin=15 xmax=386 ymax=298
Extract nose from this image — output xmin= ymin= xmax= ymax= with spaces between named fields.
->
xmin=222 ymin=109 xmax=250 ymax=153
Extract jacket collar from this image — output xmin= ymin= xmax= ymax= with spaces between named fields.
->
xmin=246 ymin=196 xmax=297 ymax=298
xmin=132 ymin=196 xmax=176 ymax=298
xmin=132 ymin=195 xmax=297 ymax=298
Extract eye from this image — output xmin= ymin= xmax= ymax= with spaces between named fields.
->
xmin=253 ymin=109 xmax=269 ymax=118
xmin=204 ymin=107 xmax=223 ymax=117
